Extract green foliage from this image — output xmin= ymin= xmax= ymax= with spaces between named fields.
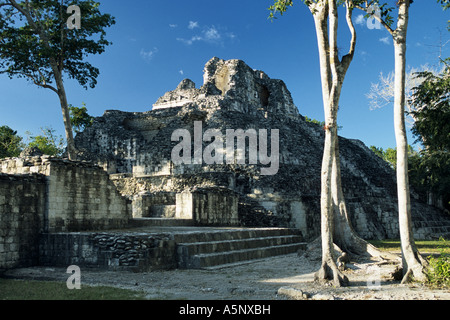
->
xmin=69 ymin=102 xmax=93 ymax=134
xmin=304 ymin=116 xmax=343 ymax=131
xmin=369 ymin=145 xmax=416 ymax=170
xmin=426 ymin=237 xmax=450 ymax=288
xmin=268 ymin=0 xmax=293 ymax=20
xmin=437 ymin=0 xmax=450 ymax=11
xmin=438 ymin=0 xmax=450 ymax=30
xmin=410 ymin=66 xmax=450 ymax=153
xmin=369 ymin=143 xmax=448 ymax=207
xmin=26 ymin=127 xmax=65 ymax=156
xmin=369 ymin=145 xmax=384 ymax=159
xmin=0 ymin=0 xmax=115 ymax=90
xmin=383 ymin=147 xmax=398 ymax=169
xmin=304 ymin=116 xmax=325 ymax=127
xmin=409 ymin=63 xmax=450 ymax=209
xmin=0 ymin=125 xmax=23 ymax=158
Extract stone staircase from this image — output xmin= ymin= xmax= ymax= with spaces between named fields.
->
xmin=174 ymin=228 xmax=306 ymax=269
xmin=129 ymin=217 xmax=196 ymax=227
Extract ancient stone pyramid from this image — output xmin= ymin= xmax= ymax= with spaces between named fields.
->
xmin=75 ymin=57 xmax=450 ymax=241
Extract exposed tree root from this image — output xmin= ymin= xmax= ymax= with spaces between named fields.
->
xmin=302 ymin=237 xmax=402 ymax=287
xmin=400 ymin=251 xmax=428 ymax=284
xmin=314 ymin=256 xmax=349 ymax=287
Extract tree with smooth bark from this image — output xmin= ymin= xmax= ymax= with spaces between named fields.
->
xmin=354 ymin=0 xmax=429 ymax=284
xmin=0 ymin=0 xmax=115 ymax=160
xmin=270 ymin=0 xmax=387 ymax=287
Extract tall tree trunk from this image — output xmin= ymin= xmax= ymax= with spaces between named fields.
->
xmin=316 ymin=112 xmax=349 ymax=287
xmin=311 ymin=1 xmax=348 ymax=287
xmin=331 ymin=139 xmax=386 ymax=257
xmin=393 ymin=1 xmax=427 ymax=283
xmin=53 ymin=66 xmax=76 ymax=160
xmin=311 ymin=0 xmax=393 ymax=286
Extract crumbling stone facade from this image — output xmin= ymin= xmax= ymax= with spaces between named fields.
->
xmin=74 ymin=57 xmax=450 ymax=241
xmin=0 ymin=173 xmax=45 ymax=270
xmin=0 ymin=156 xmax=131 ymax=232
xmin=0 ymin=156 xmax=131 ymax=272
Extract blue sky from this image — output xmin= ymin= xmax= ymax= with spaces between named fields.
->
xmin=0 ymin=0 xmax=448 ymax=150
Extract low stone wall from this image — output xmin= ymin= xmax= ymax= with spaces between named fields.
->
xmin=176 ymin=188 xmax=239 ymax=226
xmin=132 ymin=192 xmax=176 ymax=218
xmin=0 ymin=156 xmax=132 ymax=233
xmin=0 ymin=174 xmax=46 ymax=272
xmin=39 ymin=232 xmax=177 ymax=271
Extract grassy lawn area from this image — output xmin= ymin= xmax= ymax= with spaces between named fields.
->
xmin=0 ymin=278 xmax=148 ymax=300
xmin=368 ymin=239 xmax=450 ymax=254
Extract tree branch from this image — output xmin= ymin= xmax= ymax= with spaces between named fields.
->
xmin=354 ymin=3 xmax=395 ymax=36
xmin=341 ymin=0 xmax=356 ymax=72
xmin=0 ymin=69 xmax=58 ymax=93
xmin=309 ymin=0 xmax=332 ymax=111
xmin=328 ymin=0 xmax=340 ymax=87
xmin=8 ymin=0 xmax=64 ymax=91
xmin=59 ymin=0 xmax=65 ymax=72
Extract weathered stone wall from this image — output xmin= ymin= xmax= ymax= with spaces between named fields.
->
xmin=0 ymin=174 xmax=45 ymax=272
xmin=0 ymin=156 xmax=131 ymax=233
xmin=39 ymin=232 xmax=177 ymax=271
xmin=175 ymin=188 xmax=239 ymax=226
xmin=132 ymin=192 xmax=176 ymax=218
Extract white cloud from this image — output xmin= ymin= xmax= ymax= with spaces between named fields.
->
xmin=204 ymin=26 xmax=221 ymax=41
xmin=226 ymin=32 xmax=236 ymax=40
xmin=179 ymin=70 xmax=184 ymax=75
xmin=176 ymin=23 xmax=235 ymax=47
xmin=379 ymin=36 xmax=390 ymax=45
xmin=176 ymin=35 xmax=202 ymax=45
xmin=188 ymin=21 xmax=199 ymax=29
xmin=169 ymin=24 xmax=178 ymax=28
xmin=355 ymin=14 xmax=365 ymax=26
xmin=140 ymin=47 xmax=158 ymax=62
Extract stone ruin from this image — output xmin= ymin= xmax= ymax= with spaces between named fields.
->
xmin=75 ymin=57 xmax=450 ymax=240
xmin=1 ymin=57 xmax=450 ymax=273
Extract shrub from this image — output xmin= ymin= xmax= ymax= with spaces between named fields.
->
xmin=426 ymin=237 xmax=450 ymax=288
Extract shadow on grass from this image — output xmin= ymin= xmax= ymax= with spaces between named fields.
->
xmin=0 ymin=278 xmax=148 ymax=300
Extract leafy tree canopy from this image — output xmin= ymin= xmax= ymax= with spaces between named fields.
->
xmin=26 ymin=127 xmax=65 ymax=156
xmin=0 ymin=125 xmax=23 ymax=158
xmin=69 ymin=102 xmax=93 ymax=134
xmin=0 ymin=0 xmax=115 ymax=91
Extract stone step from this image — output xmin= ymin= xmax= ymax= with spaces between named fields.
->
xmin=177 ymin=235 xmax=303 ymax=256
xmin=178 ymin=243 xmax=306 ymax=269
xmin=175 ymin=228 xmax=305 ymax=269
xmin=129 ymin=218 xmax=195 ymax=227
xmin=173 ymin=228 xmax=300 ymax=243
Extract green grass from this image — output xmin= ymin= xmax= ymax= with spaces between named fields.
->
xmin=368 ymin=239 xmax=450 ymax=254
xmin=0 ymin=278 xmax=148 ymax=300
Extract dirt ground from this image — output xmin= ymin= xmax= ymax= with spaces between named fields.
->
xmin=4 ymin=251 xmax=450 ymax=300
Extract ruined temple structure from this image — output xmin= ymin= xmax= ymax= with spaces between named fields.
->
xmin=2 ymin=57 xmax=450 ymax=273
xmin=74 ymin=57 xmax=450 ymax=241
